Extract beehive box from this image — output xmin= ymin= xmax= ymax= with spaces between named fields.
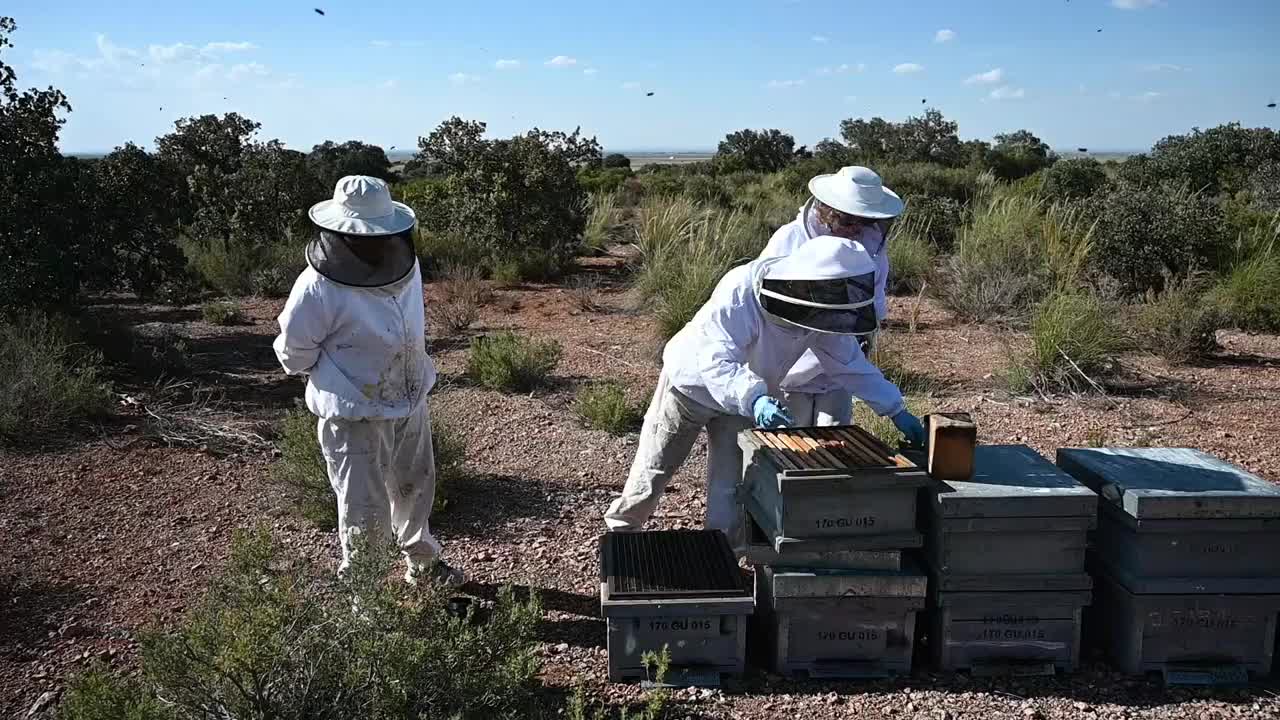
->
xmin=1091 ymin=562 xmax=1280 ymax=678
xmin=754 ymin=563 xmax=926 ymax=678
xmin=600 ymin=531 xmax=754 ymax=684
xmin=741 ymin=426 xmax=929 ymax=543
xmin=1058 ymin=448 xmax=1280 ymax=585
xmin=741 ymin=511 xmax=918 ymax=571
xmin=926 ymin=445 xmax=1096 ymax=591
xmin=931 ymin=589 xmax=1090 ymax=674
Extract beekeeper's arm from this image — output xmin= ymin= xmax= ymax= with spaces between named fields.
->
xmin=696 ymin=299 xmax=769 ymax=418
xmin=273 ymin=271 xmax=332 ymax=376
xmin=810 ymin=334 xmax=906 ymax=418
xmin=758 ymin=219 xmax=805 ymax=260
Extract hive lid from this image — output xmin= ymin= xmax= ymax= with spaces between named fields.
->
xmin=930 ymin=445 xmax=1097 ymax=519
xmin=1057 ymin=447 xmax=1280 ymax=520
xmin=600 ymin=530 xmax=749 ymax=601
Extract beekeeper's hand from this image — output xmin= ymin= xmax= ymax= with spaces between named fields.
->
xmin=753 ymin=396 xmax=795 ymax=429
xmin=891 ymin=410 xmax=926 ymax=447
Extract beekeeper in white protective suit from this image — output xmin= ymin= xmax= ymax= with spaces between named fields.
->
xmin=759 ymin=166 xmax=903 ymax=427
xmin=603 ymin=234 xmax=926 ymax=543
xmin=273 ymin=175 xmax=463 ymax=586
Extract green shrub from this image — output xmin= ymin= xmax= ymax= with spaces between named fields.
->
xmin=1042 ymin=158 xmax=1110 ymax=201
xmin=575 ymin=382 xmax=642 ymax=435
xmin=583 ymin=191 xmax=622 ymax=251
xmin=566 ymin=648 xmax=671 ymax=720
xmin=1132 ymin=277 xmax=1223 ymax=364
xmin=879 ymin=163 xmax=983 ymax=204
xmin=885 ymin=214 xmax=936 ymax=294
xmin=0 ymin=313 xmax=113 ymax=443
xmin=1011 ymin=291 xmax=1126 ymax=392
xmin=1212 ymin=223 xmax=1280 ymax=331
xmin=467 ymin=332 xmax=562 ymax=392
xmin=201 ymin=301 xmax=244 ymax=326
xmin=431 ymin=264 xmax=490 ymax=335
xmin=1090 ymin=184 xmax=1227 ymax=294
xmin=899 ymin=195 xmax=966 ymax=250
xmin=183 ymin=238 xmax=301 ymax=297
xmin=59 ymin=669 xmax=173 ymax=720
xmin=60 ymin=529 xmax=543 ymax=720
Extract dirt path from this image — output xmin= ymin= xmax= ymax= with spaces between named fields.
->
xmin=3 ymin=275 xmax=1280 ymax=719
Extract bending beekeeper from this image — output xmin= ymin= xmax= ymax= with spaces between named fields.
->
xmin=273 ymin=175 xmax=463 ymax=586
xmin=759 ymin=166 xmax=903 ymax=427
xmin=603 ymin=234 xmax=926 ymax=542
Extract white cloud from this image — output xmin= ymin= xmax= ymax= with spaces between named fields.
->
xmin=816 ymin=63 xmax=862 ymax=76
xmin=1135 ymin=90 xmax=1163 ymax=101
xmin=227 ymin=62 xmax=268 ymax=80
xmin=935 ymin=29 xmax=956 ymax=43
xmin=893 ymin=63 xmax=924 ymax=74
xmin=1142 ymin=63 xmax=1187 ymax=72
xmin=203 ymin=41 xmax=255 ymax=53
xmin=379 ymin=78 xmax=399 ymax=90
xmin=621 ymin=81 xmax=641 ymax=90
xmin=812 ymin=35 xmax=830 ymax=44
xmin=583 ymin=68 xmax=598 ymax=76
xmin=545 ymin=55 xmax=577 ymax=67
xmin=95 ymin=34 xmax=139 ymax=65
xmin=449 ymin=72 xmax=474 ymax=85
xmin=1112 ymin=0 xmax=1162 ymax=8
xmin=31 ymin=49 xmax=83 ymax=74
xmin=965 ymin=67 xmax=1004 ymax=85
xmin=148 ymin=42 xmax=198 ymax=63
xmin=766 ymin=79 xmax=805 ymax=89
xmin=989 ymin=85 xmax=1025 ymax=100
xmin=494 ymin=59 xmax=521 ymax=70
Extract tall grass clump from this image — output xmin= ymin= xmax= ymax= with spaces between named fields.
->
xmin=583 ymin=191 xmax=622 ymax=252
xmin=1212 ymin=215 xmax=1280 ymax=331
xmin=885 ymin=214 xmax=936 ymax=294
xmin=1132 ymin=276 xmax=1223 ymax=364
xmin=0 ymin=313 xmax=113 ymax=443
xmin=468 ymin=331 xmax=562 ymax=392
xmin=651 ymin=209 xmax=759 ymax=340
xmin=273 ymin=407 xmax=466 ymax=528
xmin=575 ymin=382 xmax=642 ymax=435
xmin=58 ymin=528 xmax=543 ymax=720
xmin=201 ymin=300 xmax=244 ymax=326
xmin=853 ymin=396 xmax=935 ymax=449
xmin=632 ymin=194 xmax=699 ymax=299
xmin=1008 ymin=291 xmax=1126 ymax=392
xmin=431 ymin=264 xmax=492 ymax=335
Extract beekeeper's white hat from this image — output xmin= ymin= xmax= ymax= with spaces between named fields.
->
xmin=807 ymin=166 xmax=904 ymax=220
xmin=308 ymin=175 xmax=417 ymax=236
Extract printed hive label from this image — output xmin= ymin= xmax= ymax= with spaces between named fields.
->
xmin=643 ymin=617 xmax=720 ymax=637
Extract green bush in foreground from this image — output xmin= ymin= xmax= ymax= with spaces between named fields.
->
xmin=200 ymin=300 xmax=244 ymax=326
xmin=273 ymin=407 xmax=466 ymax=529
xmin=575 ymin=382 xmax=643 ymax=435
xmin=467 ymin=332 xmax=562 ymax=393
xmin=1010 ymin=291 xmax=1126 ymax=393
xmin=0 ymin=313 xmax=113 ymax=443
xmin=59 ymin=528 xmax=544 ymax=720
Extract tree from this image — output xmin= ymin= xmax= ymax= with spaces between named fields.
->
xmin=1041 ymin=157 xmax=1109 ymax=201
xmin=1147 ymin=123 xmax=1280 ymax=196
xmin=306 ymin=140 xmax=393 ymax=188
xmin=411 ymin=117 xmax=601 ymax=279
xmin=0 ymin=16 xmax=90 ymax=313
xmin=838 ymin=117 xmax=900 ymax=161
xmin=156 ymin=112 xmax=260 ymax=177
xmin=603 ymin=152 xmax=631 ymax=169
xmin=983 ymin=129 xmax=1056 ymax=180
xmin=838 ymin=109 xmax=965 ymax=167
xmin=715 ymin=128 xmax=796 ymax=173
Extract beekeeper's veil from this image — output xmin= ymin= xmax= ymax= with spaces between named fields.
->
xmin=757 ymin=235 xmax=879 ymax=336
xmin=305 ymin=175 xmax=418 ymax=288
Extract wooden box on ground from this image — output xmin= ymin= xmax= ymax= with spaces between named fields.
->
xmin=600 ymin=531 xmax=753 ymax=684
xmin=925 ymin=445 xmax=1096 ymax=591
xmin=926 ymin=412 xmax=977 ymax=481
xmin=1058 ymin=447 xmax=1280 ymax=584
xmin=753 ymin=563 xmax=927 ymax=679
xmin=931 ymin=589 xmax=1089 ymax=675
xmin=1090 ymin=561 xmax=1280 ymax=677
xmin=740 ymin=426 xmax=929 ymax=543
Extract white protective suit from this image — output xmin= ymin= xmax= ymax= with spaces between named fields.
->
xmin=603 ymin=238 xmax=906 ymax=541
xmin=758 ymin=198 xmax=891 ymax=425
xmin=273 ymin=261 xmax=442 ymax=574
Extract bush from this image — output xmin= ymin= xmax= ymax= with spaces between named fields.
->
xmin=183 ymin=237 xmax=302 ymax=297
xmin=715 ymin=128 xmax=796 ymax=173
xmin=59 ymin=529 xmax=543 ymax=720
xmin=981 ymin=130 xmax=1056 ymax=181
xmin=575 ymin=382 xmax=642 ymax=435
xmin=201 ymin=301 xmax=244 ymax=326
xmin=899 ymin=195 xmax=966 ymax=250
xmin=583 ymin=191 xmax=622 ymax=251
xmin=1132 ymin=278 xmax=1223 ymax=364
xmin=272 ymin=407 xmax=466 ymax=529
xmin=1042 ymin=158 xmax=1110 ymax=202
xmin=0 ymin=313 xmax=113 ymax=443
xmin=879 ymin=163 xmax=983 ymax=204
xmin=1011 ymin=292 xmax=1126 ymax=392
xmin=577 ymin=167 xmax=631 ymax=195
xmin=467 ymin=332 xmax=562 ymax=392
xmin=1212 ymin=223 xmax=1280 ymax=331
xmin=603 ymin=152 xmax=632 ymax=169
xmin=59 ymin=669 xmax=172 ymax=720
xmin=885 ymin=214 xmax=936 ymax=294
xmin=1091 ymin=184 xmax=1227 ymax=293
xmin=431 ymin=265 xmax=491 ymax=335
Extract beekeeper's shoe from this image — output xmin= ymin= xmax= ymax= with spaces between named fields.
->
xmin=406 ymin=559 xmax=466 ymax=588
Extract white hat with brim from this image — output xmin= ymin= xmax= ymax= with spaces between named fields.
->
xmin=808 ymin=165 xmax=904 ymax=220
xmin=308 ymin=174 xmax=417 ymax=236
xmin=764 ymin=235 xmax=876 ymax=281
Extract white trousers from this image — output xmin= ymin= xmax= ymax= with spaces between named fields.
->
xmin=782 ymin=389 xmax=854 ymax=426
xmin=604 ymin=371 xmax=751 ymax=538
xmin=318 ymin=402 xmax=441 ymax=574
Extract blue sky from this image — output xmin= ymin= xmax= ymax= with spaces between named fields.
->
xmin=6 ymin=0 xmax=1278 ymax=153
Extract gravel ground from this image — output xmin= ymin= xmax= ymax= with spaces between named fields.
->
xmin=3 ymin=269 xmax=1280 ymax=719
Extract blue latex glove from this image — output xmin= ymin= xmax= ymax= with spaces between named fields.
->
xmin=891 ymin=410 xmax=926 ymax=447
xmin=753 ymin=395 xmax=796 ymax=429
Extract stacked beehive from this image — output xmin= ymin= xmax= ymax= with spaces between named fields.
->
xmin=922 ymin=445 xmax=1097 ymax=675
xmin=1058 ymin=447 xmax=1280 ymax=683
xmin=739 ymin=426 xmax=931 ymax=678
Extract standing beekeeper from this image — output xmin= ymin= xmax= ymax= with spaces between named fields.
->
xmin=759 ymin=166 xmax=903 ymax=427
xmin=603 ymin=234 xmax=926 ymax=542
xmin=273 ymin=175 xmax=463 ymax=586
